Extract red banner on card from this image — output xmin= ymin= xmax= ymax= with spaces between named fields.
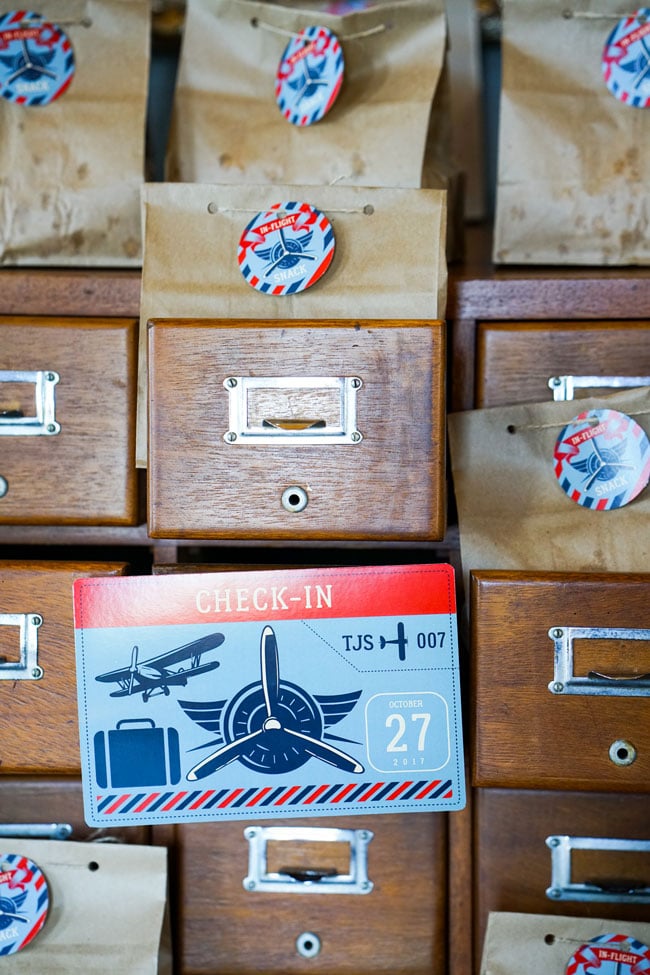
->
xmin=74 ymin=564 xmax=456 ymax=629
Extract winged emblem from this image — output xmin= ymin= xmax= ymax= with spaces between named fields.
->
xmin=571 ymin=439 xmax=632 ymax=490
xmin=287 ymin=56 xmax=328 ymax=104
xmin=0 ymin=890 xmax=28 ymax=930
xmin=178 ymin=625 xmax=364 ymax=778
xmin=0 ymin=41 xmax=57 ymax=85
xmin=255 ymin=230 xmax=314 ymax=263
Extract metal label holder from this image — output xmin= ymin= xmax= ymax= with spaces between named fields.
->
xmin=243 ymin=825 xmax=373 ymax=894
xmin=546 ymin=835 xmax=650 ymax=903
xmin=223 ymin=376 xmax=362 ymax=445
xmin=548 ymin=375 xmax=650 ymax=401
xmin=548 ymin=626 xmax=650 ymax=696
xmin=0 ymin=370 xmax=60 ymax=436
xmin=0 ymin=613 xmax=43 ymax=680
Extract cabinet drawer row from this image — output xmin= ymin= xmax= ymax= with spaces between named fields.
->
xmin=1 ymin=317 xmax=446 ymax=542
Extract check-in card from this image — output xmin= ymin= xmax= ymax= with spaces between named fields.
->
xmin=74 ymin=564 xmax=465 ymax=825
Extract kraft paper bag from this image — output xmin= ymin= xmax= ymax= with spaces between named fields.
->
xmin=0 ymin=839 xmax=170 ymax=973
xmin=494 ymin=0 xmax=650 ymax=266
xmin=480 ymin=912 xmax=650 ymax=974
xmin=136 ymin=180 xmax=448 ymax=465
xmin=166 ymin=0 xmax=450 ymax=192
xmin=0 ymin=0 xmax=150 ymax=266
xmin=448 ymin=386 xmax=650 ymax=590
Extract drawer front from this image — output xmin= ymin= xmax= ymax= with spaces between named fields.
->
xmin=0 ymin=777 xmax=149 ymax=845
xmin=476 ymin=321 xmax=650 ymax=408
xmin=474 ymin=789 xmax=650 ymax=970
xmin=155 ymin=813 xmax=447 ymax=975
xmin=0 ymin=317 xmax=139 ymax=525
xmin=471 ymin=571 xmax=650 ymax=792
xmin=0 ymin=561 xmax=128 ymax=774
xmin=148 ymin=319 xmax=446 ymax=541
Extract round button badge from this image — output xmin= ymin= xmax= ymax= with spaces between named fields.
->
xmin=602 ymin=8 xmax=650 ymax=107
xmin=0 ymin=853 xmax=50 ymax=954
xmin=566 ymin=933 xmax=650 ymax=974
xmin=554 ymin=408 xmax=650 ymax=510
xmin=0 ymin=10 xmax=75 ymax=106
xmin=276 ymin=25 xmax=344 ymax=126
xmin=238 ymin=201 xmax=336 ymax=296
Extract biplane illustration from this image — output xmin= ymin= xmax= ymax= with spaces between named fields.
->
xmin=96 ymin=632 xmax=225 ymax=703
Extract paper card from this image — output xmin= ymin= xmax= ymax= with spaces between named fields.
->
xmin=74 ymin=564 xmax=465 ymax=826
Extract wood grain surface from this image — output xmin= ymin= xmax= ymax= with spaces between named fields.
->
xmin=154 ymin=813 xmax=447 ymax=975
xmin=473 ymin=788 xmax=650 ymax=972
xmin=0 ymin=317 xmax=139 ymax=525
xmin=0 ymin=561 xmax=128 ymax=774
xmin=476 ymin=320 xmax=650 ymax=407
xmin=471 ymin=571 xmax=650 ymax=793
xmin=148 ymin=320 xmax=446 ymax=541
xmin=0 ymin=776 xmax=150 ymax=844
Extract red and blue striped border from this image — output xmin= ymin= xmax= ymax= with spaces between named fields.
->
xmin=95 ymin=778 xmax=453 ymax=818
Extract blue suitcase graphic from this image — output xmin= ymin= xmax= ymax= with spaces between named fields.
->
xmin=93 ymin=718 xmax=181 ymax=789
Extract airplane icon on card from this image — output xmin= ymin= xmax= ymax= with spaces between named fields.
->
xmin=379 ymin=622 xmax=408 ymax=662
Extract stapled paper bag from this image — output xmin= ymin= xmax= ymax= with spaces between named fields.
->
xmin=166 ymin=0 xmax=449 ymax=192
xmin=448 ymin=386 xmax=650 ymax=590
xmin=136 ymin=180 xmax=448 ymax=465
xmin=480 ymin=912 xmax=650 ymax=975
xmin=493 ymin=0 xmax=650 ymax=265
xmin=0 ymin=0 xmax=150 ymax=266
xmin=0 ymin=839 xmax=170 ymax=973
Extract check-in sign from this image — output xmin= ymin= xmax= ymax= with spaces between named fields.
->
xmin=74 ymin=564 xmax=465 ymax=825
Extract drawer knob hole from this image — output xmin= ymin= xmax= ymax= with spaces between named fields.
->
xmin=609 ymin=739 xmax=637 ymax=766
xmin=282 ymin=486 xmax=308 ymax=513
xmin=296 ymin=932 xmax=321 ymax=958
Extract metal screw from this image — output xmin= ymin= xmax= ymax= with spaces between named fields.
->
xmin=31 ymin=667 xmax=43 ymax=680
xmin=552 ymin=682 xmax=564 ymax=694
xmin=31 ymin=616 xmax=42 ymax=627
xmin=225 ymin=431 xmax=237 ymax=443
xmin=551 ymin=377 xmax=562 ymax=387
xmin=547 ymin=837 xmax=560 ymax=848
xmin=45 ymin=372 xmax=56 ymax=382
xmin=551 ymin=628 xmax=563 ymax=639
xmin=224 ymin=377 xmax=238 ymax=388
xmin=46 ymin=423 xmax=56 ymax=433
xmin=245 ymin=880 xmax=256 ymax=891
xmin=351 ymin=431 xmax=362 ymax=443
xmin=350 ymin=377 xmax=362 ymax=389
xmin=548 ymin=887 xmax=562 ymax=899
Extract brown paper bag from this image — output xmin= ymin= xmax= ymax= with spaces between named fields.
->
xmin=166 ymin=0 xmax=449 ymax=191
xmin=448 ymin=387 xmax=650 ymax=591
xmin=136 ymin=179 xmax=448 ymax=465
xmin=0 ymin=839 xmax=170 ymax=973
xmin=494 ymin=0 xmax=650 ymax=265
xmin=480 ymin=912 xmax=650 ymax=974
xmin=0 ymin=0 xmax=150 ymax=266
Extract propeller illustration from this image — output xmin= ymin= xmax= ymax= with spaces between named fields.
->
xmin=187 ymin=625 xmax=363 ymax=780
xmin=263 ymin=226 xmax=317 ymax=277
xmin=128 ymin=645 xmax=139 ymax=697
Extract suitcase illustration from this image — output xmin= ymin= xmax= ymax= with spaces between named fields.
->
xmin=93 ymin=718 xmax=181 ymax=789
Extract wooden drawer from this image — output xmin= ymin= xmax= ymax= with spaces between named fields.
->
xmin=148 ymin=319 xmax=446 ymax=541
xmin=155 ymin=813 xmax=447 ymax=975
xmin=0 ymin=777 xmax=149 ymax=845
xmin=0 ymin=317 xmax=139 ymax=525
xmin=471 ymin=571 xmax=650 ymax=792
xmin=0 ymin=561 xmax=128 ymax=774
xmin=473 ymin=788 xmax=650 ymax=972
xmin=476 ymin=321 xmax=650 ymax=407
